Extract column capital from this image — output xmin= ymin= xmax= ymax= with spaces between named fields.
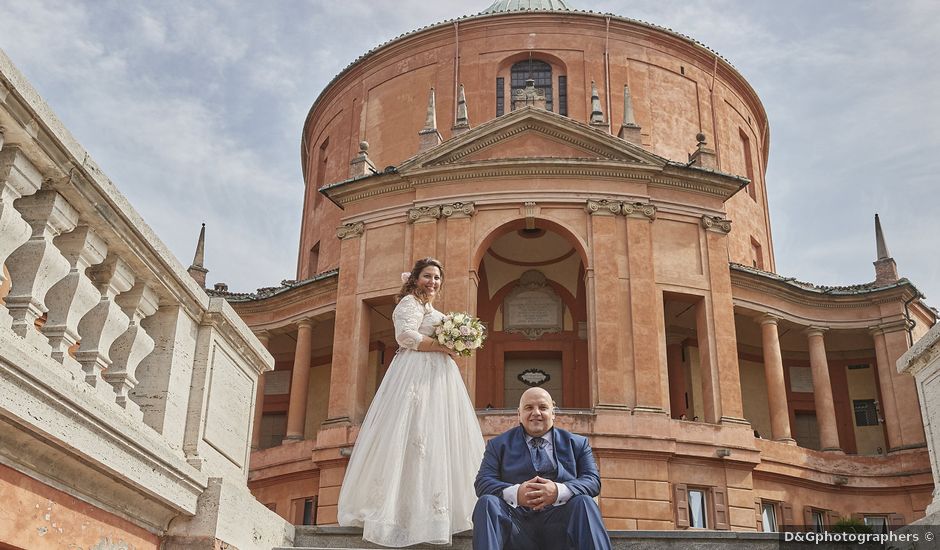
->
xmin=757 ymin=313 xmax=780 ymax=326
xmin=441 ymin=201 xmax=475 ymax=218
xmin=804 ymin=326 xmax=829 ymax=337
xmin=869 ymin=319 xmax=910 ymax=335
xmin=701 ymin=215 xmax=732 ymax=234
xmin=336 ymin=221 xmax=365 ymax=240
xmin=622 ymin=201 xmax=656 ymax=221
xmin=407 ymin=205 xmax=441 ymax=224
xmin=296 ymin=318 xmax=314 ymax=330
xmin=585 ymin=198 xmax=622 ymax=216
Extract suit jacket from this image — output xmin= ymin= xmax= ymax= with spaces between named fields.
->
xmin=474 ymin=425 xmax=601 ymax=499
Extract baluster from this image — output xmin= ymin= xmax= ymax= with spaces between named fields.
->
xmin=0 ymin=147 xmax=43 ymax=293
xmin=5 ymin=190 xmax=79 ymax=350
xmin=41 ymin=226 xmax=108 ymax=381
xmin=105 ymin=282 xmax=159 ymax=418
xmin=75 ymin=255 xmax=134 ymax=398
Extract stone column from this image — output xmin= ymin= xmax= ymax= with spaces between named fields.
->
xmin=625 ymin=203 xmax=666 ymax=415
xmin=701 ymin=216 xmax=746 ymax=424
xmin=251 ymin=331 xmax=270 ymax=450
xmin=759 ymin=315 xmax=795 ymax=443
xmin=284 ymin=319 xmax=313 ymax=442
xmin=666 ymin=335 xmax=687 ymax=418
xmin=805 ymin=327 xmax=841 ymax=452
xmin=586 ymin=200 xmax=630 ymax=410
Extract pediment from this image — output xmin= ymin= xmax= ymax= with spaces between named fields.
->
xmin=397 ymin=106 xmax=669 ymax=172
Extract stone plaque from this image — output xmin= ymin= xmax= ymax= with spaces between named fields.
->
xmin=503 ymin=271 xmax=563 ymax=340
xmin=203 ymin=343 xmax=253 ymax=467
xmin=789 ymin=366 xmax=814 ymax=393
xmin=264 ymin=370 xmax=291 ymax=395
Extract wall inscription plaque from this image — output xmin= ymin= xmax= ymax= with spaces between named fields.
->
xmin=504 ymin=270 xmax=563 ymax=340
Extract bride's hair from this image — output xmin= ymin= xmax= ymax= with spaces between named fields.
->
xmin=396 ymin=257 xmax=444 ymax=303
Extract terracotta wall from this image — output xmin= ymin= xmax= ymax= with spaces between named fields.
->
xmin=298 ymin=12 xmax=770 ymax=279
xmin=0 ymin=463 xmax=158 ymax=550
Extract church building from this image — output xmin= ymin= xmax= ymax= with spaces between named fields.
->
xmin=230 ymin=0 xmax=936 ymax=533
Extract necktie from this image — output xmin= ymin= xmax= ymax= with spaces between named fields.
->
xmin=531 ymin=437 xmax=548 ymax=474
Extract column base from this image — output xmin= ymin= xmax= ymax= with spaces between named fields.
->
xmin=719 ymin=416 xmax=752 ymax=427
xmin=282 ymin=434 xmax=305 ymax=445
xmin=594 ymin=404 xmax=631 ymax=412
xmin=820 ymin=447 xmax=844 ymax=454
xmin=631 ymin=406 xmax=668 ymax=416
xmin=775 ymin=437 xmax=797 ymax=445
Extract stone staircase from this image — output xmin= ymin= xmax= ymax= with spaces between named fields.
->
xmin=280 ymin=526 xmax=878 ymax=549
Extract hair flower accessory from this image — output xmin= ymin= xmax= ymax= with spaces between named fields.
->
xmin=401 ymin=272 xmax=411 ymax=284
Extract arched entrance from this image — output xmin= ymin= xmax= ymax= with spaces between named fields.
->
xmin=473 ymin=219 xmax=589 ymax=409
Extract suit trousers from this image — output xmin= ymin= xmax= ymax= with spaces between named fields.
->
xmin=472 ymin=494 xmax=612 ymax=550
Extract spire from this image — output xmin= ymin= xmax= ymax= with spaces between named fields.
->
xmin=187 ymin=223 xmax=208 ymax=288
xmin=875 ymin=213 xmax=891 ymax=260
xmin=589 ymin=81 xmax=607 ymax=131
xmin=418 ymin=87 xmax=443 ymax=152
xmin=873 ymin=213 xmax=899 ymax=285
xmin=617 ymin=84 xmax=642 ymax=145
xmin=452 ymin=84 xmax=471 ymax=136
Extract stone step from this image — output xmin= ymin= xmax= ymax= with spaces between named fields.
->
xmin=280 ymin=526 xmax=876 ymax=549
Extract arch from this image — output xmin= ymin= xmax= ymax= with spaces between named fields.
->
xmin=471 ymin=217 xmax=589 ymax=274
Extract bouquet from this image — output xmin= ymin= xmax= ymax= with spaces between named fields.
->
xmin=434 ymin=312 xmax=486 ymax=357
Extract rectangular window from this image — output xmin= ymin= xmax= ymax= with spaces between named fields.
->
xmin=812 ymin=510 xmax=825 ymax=533
xmin=302 ymin=497 xmax=317 ymax=525
xmin=854 ymin=399 xmax=879 ymax=427
xmin=739 ymin=128 xmax=756 ymax=200
xmin=761 ymin=502 xmax=778 ymax=532
xmin=864 ymin=516 xmax=888 ymax=534
xmin=496 ymin=77 xmax=505 ymax=117
xmin=689 ymin=489 xmax=707 ymax=528
xmin=558 ymin=75 xmax=568 ymax=116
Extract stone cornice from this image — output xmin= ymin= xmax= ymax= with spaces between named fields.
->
xmin=731 ymin=264 xmax=922 ymax=312
xmin=899 ymin=322 xmax=940 ymax=376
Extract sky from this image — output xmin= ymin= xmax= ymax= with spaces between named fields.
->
xmin=0 ymin=0 xmax=937 ymax=306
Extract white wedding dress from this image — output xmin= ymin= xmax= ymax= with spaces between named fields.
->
xmin=337 ymin=294 xmax=485 ymax=547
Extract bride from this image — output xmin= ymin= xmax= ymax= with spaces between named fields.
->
xmin=337 ymin=257 xmax=485 ymax=547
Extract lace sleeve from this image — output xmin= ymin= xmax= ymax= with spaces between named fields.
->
xmin=393 ymin=295 xmax=426 ymax=350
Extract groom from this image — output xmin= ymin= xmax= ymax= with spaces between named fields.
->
xmin=472 ymin=387 xmax=612 ymax=550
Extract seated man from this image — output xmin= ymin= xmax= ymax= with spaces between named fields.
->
xmin=473 ymin=387 xmax=612 ymax=550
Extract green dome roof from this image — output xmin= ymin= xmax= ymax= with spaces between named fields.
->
xmin=481 ymin=0 xmax=573 ymax=14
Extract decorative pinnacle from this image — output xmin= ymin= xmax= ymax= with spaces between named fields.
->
xmin=875 ymin=213 xmax=891 ymax=260
xmin=423 ymin=87 xmax=438 ymax=131
xmin=192 ymin=223 xmax=206 ymax=268
xmin=622 ymin=85 xmax=638 ymax=126
xmin=454 ymin=84 xmax=470 ymax=128
xmin=590 ymin=80 xmax=604 ymax=124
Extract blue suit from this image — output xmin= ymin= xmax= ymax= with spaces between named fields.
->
xmin=473 ymin=426 xmax=611 ymax=550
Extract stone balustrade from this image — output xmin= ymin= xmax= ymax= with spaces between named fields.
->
xmin=0 ymin=50 xmax=291 ymax=548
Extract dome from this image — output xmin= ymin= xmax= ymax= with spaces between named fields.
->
xmin=480 ymin=0 xmax=573 ymax=14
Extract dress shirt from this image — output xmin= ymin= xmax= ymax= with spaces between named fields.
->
xmin=501 ymin=430 xmax=574 ymax=508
